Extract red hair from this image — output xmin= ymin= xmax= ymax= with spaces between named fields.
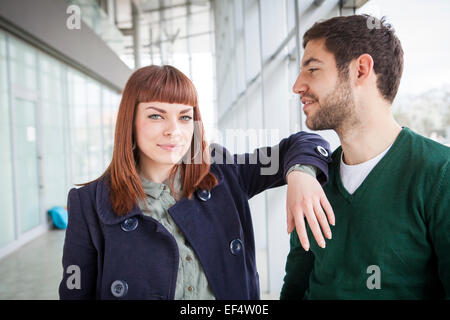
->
xmin=83 ymin=65 xmax=217 ymax=216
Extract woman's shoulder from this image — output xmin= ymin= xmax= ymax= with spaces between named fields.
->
xmin=66 ymin=176 xmax=114 ymax=226
xmin=68 ymin=175 xmax=109 ymax=204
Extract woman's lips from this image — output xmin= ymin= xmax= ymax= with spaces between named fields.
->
xmin=157 ymin=144 xmax=182 ymax=151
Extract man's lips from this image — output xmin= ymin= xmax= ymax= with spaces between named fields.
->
xmin=302 ymin=100 xmax=317 ymax=111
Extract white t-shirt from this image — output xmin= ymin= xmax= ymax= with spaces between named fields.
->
xmin=340 ymin=143 xmax=393 ymax=195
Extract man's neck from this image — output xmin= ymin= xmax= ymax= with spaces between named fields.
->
xmin=337 ymin=112 xmax=402 ymax=165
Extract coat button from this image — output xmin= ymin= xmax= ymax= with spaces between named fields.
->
xmin=196 ymin=189 xmax=211 ymax=202
xmin=111 ymin=280 xmax=128 ymax=298
xmin=315 ymin=145 xmax=329 ymax=158
xmin=121 ymin=217 xmax=138 ymax=232
xmin=230 ymin=238 xmax=243 ymax=255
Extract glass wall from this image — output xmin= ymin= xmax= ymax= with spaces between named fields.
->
xmin=40 ymin=53 xmax=68 ymax=214
xmin=0 ymin=31 xmax=15 ymax=248
xmin=102 ymin=88 xmax=119 ymax=168
xmin=68 ymin=70 xmax=89 ymax=184
xmin=0 ymin=29 xmax=121 ymax=255
xmin=7 ymin=36 xmax=41 ymax=234
xmin=13 ymin=97 xmax=40 ymax=233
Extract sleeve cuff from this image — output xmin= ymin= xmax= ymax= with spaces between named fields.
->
xmin=286 ymin=164 xmax=318 ymax=180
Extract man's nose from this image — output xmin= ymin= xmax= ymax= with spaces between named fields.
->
xmin=292 ymin=73 xmax=308 ymax=95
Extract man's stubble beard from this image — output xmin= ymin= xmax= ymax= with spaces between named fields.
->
xmin=306 ymin=76 xmax=356 ymax=134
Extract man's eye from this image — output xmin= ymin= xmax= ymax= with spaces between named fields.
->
xmin=309 ymin=68 xmax=318 ymax=73
xmin=149 ymin=114 xmax=163 ymax=120
xmin=180 ymin=115 xmax=193 ymax=121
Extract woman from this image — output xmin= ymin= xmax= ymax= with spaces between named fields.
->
xmin=59 ymin=65 xmax=333 ymax=300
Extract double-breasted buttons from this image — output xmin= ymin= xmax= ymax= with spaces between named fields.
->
xmin=111 ymin=280 xmax=128 ymax=298
xmin=315 ymin=145 xmax=329 ymax=158
xmin=196 ymin=189 xmax=211 ymax=202
xmin=230 ymin=238 xmax=243 ymax=255
xmin=120 ymin=217 xmax=138 ymax=232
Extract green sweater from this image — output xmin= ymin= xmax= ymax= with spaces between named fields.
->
xmin=281 ymin=127 xmax=450 ymax=299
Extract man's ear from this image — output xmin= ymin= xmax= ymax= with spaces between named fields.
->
xmin=355 ymin=54 xmax=374 ymax=86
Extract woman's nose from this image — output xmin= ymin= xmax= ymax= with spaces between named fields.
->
xmin=164 ymin=118 xmax=181 ymax=136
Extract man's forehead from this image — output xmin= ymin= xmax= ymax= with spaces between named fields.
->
xmin=302 ymin=57 xmax=324 ymax=67
xmin=301 ymin=39 xmax=334 ymax=65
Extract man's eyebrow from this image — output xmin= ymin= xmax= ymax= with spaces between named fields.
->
xmin=302 ymin=57 xmax=324 ymax=67
xmin=146 ymin=106 xmax=193 ymax=114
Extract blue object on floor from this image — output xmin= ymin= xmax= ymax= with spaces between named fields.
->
xmin=48 ymin=206 xmax=68 ymax=229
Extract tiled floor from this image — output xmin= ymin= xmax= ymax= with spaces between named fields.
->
xmin=0 ymin=229 xmax=276 ymax=300
xmin=0 ymin=229 xmax=66 ymax=300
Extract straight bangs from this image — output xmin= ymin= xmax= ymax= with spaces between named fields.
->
xmin=137 ymin=65 xmax=198 ymax=108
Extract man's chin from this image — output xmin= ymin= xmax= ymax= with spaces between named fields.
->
xmin=305 ymin=116 xmax=317 ymax=131
xmin=305 ymin=116 xmax=332 ymax=131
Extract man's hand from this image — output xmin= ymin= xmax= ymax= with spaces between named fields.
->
xmin=286 ymin=171 xmax=335 ymax=251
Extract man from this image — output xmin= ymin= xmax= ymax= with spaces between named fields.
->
xmin=281 ymin=15 xmax=450 ymax=299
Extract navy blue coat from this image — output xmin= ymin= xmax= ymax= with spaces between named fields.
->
xmin=59 ymin=132 xmax=331 ymax=300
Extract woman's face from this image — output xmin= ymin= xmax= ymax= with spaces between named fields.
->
xmin=135 ymin=101 xmax=194 ymax=170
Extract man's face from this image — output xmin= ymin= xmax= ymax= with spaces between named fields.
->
xmin=293 ymin=38 xmax=355 ymax=131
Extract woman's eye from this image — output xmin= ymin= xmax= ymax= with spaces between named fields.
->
xmin=149 ymin=114 xmax=162 ymax=120
xmin=180 ymin=115 xmax=193 ymax=121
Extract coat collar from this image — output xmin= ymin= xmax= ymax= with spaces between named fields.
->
xmin=95 ymin=165 xmax=224 ymax=226
xmin=95 ymin=176 xmax=143 ymax=225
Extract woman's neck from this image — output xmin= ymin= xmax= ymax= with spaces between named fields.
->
xmin=138 ymin=160 xmax=174 ymax=183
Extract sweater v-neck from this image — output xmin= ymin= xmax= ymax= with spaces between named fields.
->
xmin=334 ymin=127 xmax=408 ymax=203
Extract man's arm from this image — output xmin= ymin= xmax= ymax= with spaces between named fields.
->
xmin=280 ymin=229 xmax=315 ymax=300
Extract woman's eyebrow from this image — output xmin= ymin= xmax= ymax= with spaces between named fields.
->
xmin=145 ymin=106 xmax=193 ymax=114
xmin=146 ymin=106 xmax=166 ymax=113
xmin=180 ymin=108 xmax=194 ymax=114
